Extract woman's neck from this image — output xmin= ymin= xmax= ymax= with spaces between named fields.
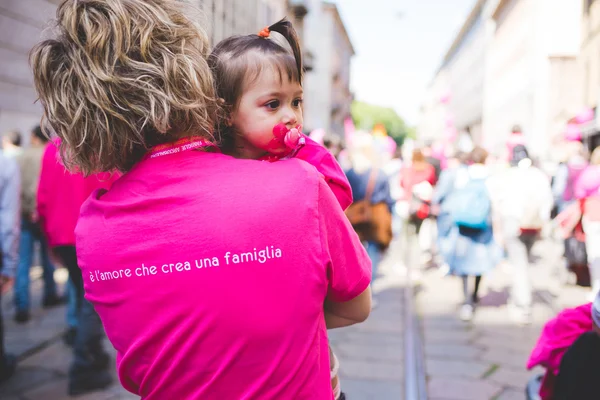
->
xmin=229 ymin=136 xmax=268 ymax=160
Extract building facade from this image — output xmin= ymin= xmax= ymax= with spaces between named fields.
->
xmin=417 ymin=70 xmax=450 ymax=144
xmin=0 ymin=0 xmax=61 ymax=143
xmin=578 ymin=0 xmax=600 ymax=149
xmin=420 ymin=0 xmax=583 ymax=159
xmin=443 ymin=0 xmax=488 ymax=145
xmin=418 ymin=0 xmax=489 ymax=147
xmin=482 ymin=0 xmax=582 ymax=157
xmin=302 ymin=1 xmax=354 ymax=136
xmin=199 ymin=0 xmax=288 ymax=46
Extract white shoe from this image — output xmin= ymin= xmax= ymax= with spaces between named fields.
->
xmin=459 ymin=304 xmax=474 ymax=322
xmin=438 ymin=263 xmax=450 ymax=277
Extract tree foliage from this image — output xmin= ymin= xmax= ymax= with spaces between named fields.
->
xmin=351 ymin=101 xmax=414 ymax=145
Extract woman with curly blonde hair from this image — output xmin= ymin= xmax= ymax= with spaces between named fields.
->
xmin=31 ymin=0 xmax=371 ymax=398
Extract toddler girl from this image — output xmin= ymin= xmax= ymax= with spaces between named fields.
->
xmin=208 ymin=18 xmax=353 ymax=400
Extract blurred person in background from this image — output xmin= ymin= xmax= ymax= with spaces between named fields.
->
xmin=400 ymin=148 xmax=437 ymax=231
xmin=445 ymin=147 xmax=501 ymax=322
xmin=506 ymin=125 xmax=526 ymax=163
xmin=13 ymin=126 xmax=64 ymax=323
xmin=553 ymin=141 xmax=588 ymax=214
xmin=1 ymin=131 xmax=22 ymax=158
xmin=0 ymin=151 xmax=19 ymax=382
xmin=491 ymin=145 xmax=553 ymax=324
xmin=422 ymin=140 xmax=442 ymax=182
xmin=575 ymin=147 xmax=600 ymax=300
xmin=383 ymin=146 xmax=404 ymax=237
xmin=400 ymin=148 xmax=437 ymax=265
xmin=323 ymin=135 xmax=342 ymax=160
xmin=431 ymin=151 xmax=470 ymax=273
xmin=37 ymin=139 xmax=116 ymax=395
xmin=346 ymin=132 xmax=394 ymax=284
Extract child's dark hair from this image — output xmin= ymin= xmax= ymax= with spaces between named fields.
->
xmin=208 ymin=18 xmax=303 ymax=144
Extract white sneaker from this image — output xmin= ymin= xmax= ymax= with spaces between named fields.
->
xmin=438 ymin=263 xmax=450 ymax=277
xmin=508 ymin=304 xmax=532 ymax=325
xmin=459 ymin=304 xmax=474 ymax=322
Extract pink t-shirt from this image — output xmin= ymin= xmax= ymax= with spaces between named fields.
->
xmin=37 ymin=141 xmax=117 ymax=247
xmin=574 ymin=165 xmax=600 ymax=200
xmin=294 ymin=136 xmax=352 ymax=210
xmin=76 ymin=149 xmax=371 ymax=400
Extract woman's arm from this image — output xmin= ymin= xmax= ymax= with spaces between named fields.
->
xmin=317 ymin=177 xmax=372 ymax=326
xmin=325 ymin=286 xmax=372 ymax=329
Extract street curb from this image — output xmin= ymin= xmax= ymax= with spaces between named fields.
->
xmin=404 ymin=278 xmax=427 ymax=400
xmin=403 ymin=224 xmax=428 ymax=400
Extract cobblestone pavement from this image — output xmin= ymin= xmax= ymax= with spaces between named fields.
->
xmin=0 ymin=239 xmax=407 ymax=400
xmin=330 ymin=237 xmax=406 ymax=400
xmin=415 ymin=238 xmax=590 ymax=400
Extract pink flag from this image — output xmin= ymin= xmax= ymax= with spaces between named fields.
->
xmin=309 ymin=128 xmax=325 ymax=145
xmin=344 ymin=117 xmax=355 ymax=145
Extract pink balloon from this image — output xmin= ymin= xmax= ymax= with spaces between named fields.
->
xmin=575 ymin=108 xmax=594 ymax=124
xmin=445 ymin=115 xmax=455 ymax=128
xmin=344 ymin=117 xmax=355 ymax=144
xmin=309 ymin=128 xmax=325 ymax=145
xmin=440 ymin=92 xmax=451 ymax=104
xmin=565 ymin=123 xmax=582 ymax=142
xmin=386 ymin=136 xmax=397 ymax=154
xmin=444 ymin=126 xmax=457 ymax=141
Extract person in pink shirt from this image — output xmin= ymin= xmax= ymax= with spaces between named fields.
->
xmin=506 ymin=125 xmax=526 ymax=163
xmin=30 ymin=1 xmax=371 ymax=399
xmin=37 ymin=139 xmax=118 ymax=395
xmin=209 ymin=19 xmax=352 ymax=399
xmin=575 ymin=147 xmax=600 ymax=299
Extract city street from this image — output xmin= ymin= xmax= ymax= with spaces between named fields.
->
xmin=416 ymin=237 xmax=589 ymax=400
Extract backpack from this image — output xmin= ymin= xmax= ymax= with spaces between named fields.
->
xmin=451 ymin=178 xmax=491 ymax=230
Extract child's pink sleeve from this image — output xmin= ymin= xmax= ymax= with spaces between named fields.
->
xmin=294 ymin=136 xmax=353 ymax=210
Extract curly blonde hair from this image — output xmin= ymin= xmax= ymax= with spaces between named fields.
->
xmin=30 ymin=0 xmax=218 ymax=174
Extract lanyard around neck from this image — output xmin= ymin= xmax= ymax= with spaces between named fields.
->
xmin=145 ymin=137 xmax=219 ymax=160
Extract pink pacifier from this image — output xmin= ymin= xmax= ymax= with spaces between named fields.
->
xmin=261 ymin=123 xmax=305 ymax=162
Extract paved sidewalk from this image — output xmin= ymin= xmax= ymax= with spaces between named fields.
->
xmin=415 ymin=238 xmax=589 ymax=400
xmin=330 ymin=237 xmax=406 ymax=400
xmin=0 ymin=268 xmax=133 ymax=400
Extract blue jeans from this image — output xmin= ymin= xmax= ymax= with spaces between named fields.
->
xmin=54 ymin=246 xmax=106 ymax=373
xmin=366 ymin=241 xmax=382 ymax=281
xmin=14 ymin=219 xmax=57 ymax=311
xmin=66 ymin=280 xmax=78 ymax=328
